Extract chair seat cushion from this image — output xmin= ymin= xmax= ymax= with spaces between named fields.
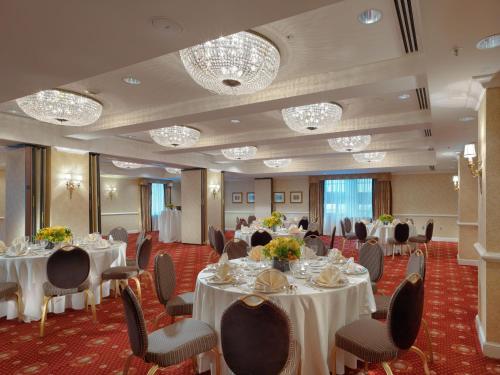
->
xmin=0 ymin=282 xmax=18 ymax=298
xmin=126 ymin=258 xmax=136 ymax=267
xmin=388 ymin=238 xmax=407 ymax=245
xmin=372 ymin=294 xmax=391 ymax=320
xmin=43 ymin=280 xmax=89 ymax=297
xmin=166 ymin=292 xmax=194 ymax=316
xmin=409 ymin=235 xmax=426 ymax=243
xmin=371 ymin=281 xmax=378 ymax=294
xmin=102 ymin=266 xmax=139 ymax=280
xmin=335 ymin=318 xmax=398 ymax=363
xmin=145 ymin=318 xmax=217 ymax=367
xmin=366 ymin=236 xmax=379 ymax=241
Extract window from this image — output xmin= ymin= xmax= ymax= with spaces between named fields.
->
xmin=151 ymin=183 xmax=165 ymax=216
xmin=323 ymin=179 xmax=373 ymax=234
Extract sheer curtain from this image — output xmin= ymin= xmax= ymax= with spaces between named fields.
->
xmin=323 ymin=179 xmax=373 ymax=235
xmin=151 ymin=183 xmax=165 ymax=230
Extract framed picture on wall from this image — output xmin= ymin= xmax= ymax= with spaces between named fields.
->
xmin=273 ymin=192 xmax=285 ymax=203
xmin=290 ymin=191 xmax=303 ymax=203
xmin=232 ymin=192 xmax=243 ymax=203
xmin=246 ymin=192 xmax=255 ymax=203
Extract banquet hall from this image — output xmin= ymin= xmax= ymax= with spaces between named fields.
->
xmin=0 ymin=0 xmax=499 ymax=374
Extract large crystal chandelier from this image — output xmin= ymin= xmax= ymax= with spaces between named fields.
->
xmin=150 ymin=126 xmax=200 ymax=147
xmin=221 ymin=146 xmax=257 ymax=160
xmin=16 ymin=89 xmax=103 ymax=126
xmin=352 ymin=152 xmax=386 ymax=163
xmin=165 ymin=167 xmax=182 ymax=174
xmin=180 ymin=31 xmax=280 ymax=95
xmin=328 ymin=135 xmax=371 ymax=152
xmin=282 ymin=102 xmax=342 ymax=133
xmin=263 ymin=159 xmax=291 ymax=168
xmin=112 ymin=160 xmax=143 ymax=169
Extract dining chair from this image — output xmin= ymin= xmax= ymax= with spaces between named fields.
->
xmin=250 ymin=230 xmax=272 ymax=246
xmin=308 ymin=221 xmax=319 ymax=233
xmin=40 ymin=246 xmax=96 ymax=337
xmin=221 ymin=294 xmax=301 ymax=375
xmin=0 ymin=282 xmax=23 ymax=322
xmin=359 ymin=239 xmax=384 ymax=293
xmin=109 ymin=226 xmax=129 ymax=243
xmin=120 ymin=286 xmax=220 ymax=375
xmin=297 ymin=218 xmax=309 ymax=230
xmin=101 ymin=235 xmax=153 ymax=303
xmin=344 ymin=217 xmax=353 ymax=234
xmin=304 ymin=230 xmax=319 ymax=238
xmin=333 ymin=273 xmax=430 ymax=375
xmin=152 ymin=253 xmax=193 ymax=329
xmin=213 ymin=229 xmax=225 ymax=254
xmin=208 ymin=225 xmax=215 ymax=249
xmin=247 ymin=215 xmax=256 ymax=225
xmin=127 ymin=231 xmax=146 ymax=266
xmin=304 ymin=235 xmax=328 ymax=256
xmin=388 ymin=223 xmax=410 ymax=259
xmin=223 ymin=238 xmax=248 ymax=260
xmin=329 ymin=225 xmax=337 ymax=249
xmin=340 ymin=220 xmax=357 ymax=252
xmin=355 ymin=221 xmax=378 ymax=244
xmin=409 ymin=220 xmax=434 ymax=257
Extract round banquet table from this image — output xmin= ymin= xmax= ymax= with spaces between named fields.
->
xmin=366 ymin=223 xmax=417 ymax=255
xmin=234 ymin=229 xmax=306 ymax=245
xmin=193 ymin=258 xmax=376 ymax=375
xmin=159 ymin=209 xmax=182 ymax=243
xmin=0 ymin=242 xmax=127 ymax=322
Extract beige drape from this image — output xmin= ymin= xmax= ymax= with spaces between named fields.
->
xmin=89 ymin=153 xmax=101 ymax=234
xmin=373 ymin=180 xmax=392 ymax=219
xmin=309 ymin=180 xmax=324 ymax=235
xmin=140 ymin=182 xmax=152 ymax=232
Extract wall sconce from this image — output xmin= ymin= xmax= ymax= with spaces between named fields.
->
xmin=106 ymin=186 xmax=117 ymax=199
xmin=65 ymin=174 xmax=82 ymax=199
xmin=463 ymin=143 xmax=482 ymax=178
xmin=209 ymin=183 xmax=221 ymax=199
xmin=452 ymin=175 xmax=459 ymax=191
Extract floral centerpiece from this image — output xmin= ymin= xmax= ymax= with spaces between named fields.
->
xmin=378 ymin=214 xmax=394 ymax=225
xmin=263 ymin=237 xmax=302 ymax=272
xmin=36 ymin=226 xmax=72 ymax=249
xmin=262 ymin=211 xmax=284 ymax=231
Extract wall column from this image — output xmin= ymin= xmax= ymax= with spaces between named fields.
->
xmin=457 ymin=156 xmax=478 ymax=265
xmin=206 ymin=170 xmax=223 ymax=242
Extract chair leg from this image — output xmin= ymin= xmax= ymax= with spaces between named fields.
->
xmin=381 ymin=362 xmax=394 ymax=375
xmin=410 ymin=345 xmax=430 ymax=375
xmin=143 ymin=270 xmax=154 ymax=289
xmin=130 ymin=277 xmax=142 ymax=302
xmin=146 ymin=364 xmax=159 ymax=375
xmin=421 ymin=318 xmax=434 ymax=363
xmin=341 ymin=238 xmax=346 ymax=252
xmin=210 ymin=346 xmax=221 ymax=375
xmin=39 ymin=296 xmax=51 ymax=337
xmin=424 ymin=242 xmax=429 ymax=257
xmin=364 ymin=361 xmax=369 ymax=372
xmin=99 ymin=281 xmax=104 ymax=303
xmin=14 ymin=290 xmax=23 ymax=322
xmin=85 ymin=289 xmax=97 ymax=323
xmin=152 ymin=311 xmax=168 ymax=330
xmin=331 ymin=345 xmax=337 ymax=375
xmin=191 ymin=355 xmax=199 ymax=374
xmin=115 ymin=280 xmax=120 ymax=297
xmin=122 ymin=353 xmax=133 ymax=375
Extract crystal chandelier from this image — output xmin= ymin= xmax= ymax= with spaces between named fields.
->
xmin=221 ymin=146 xmax=258 ymax=160
xmin=282 ymin=102 xmax=342 ymax=133
xmin=112 ymin=160 xmax=143 ymax=169
xmin=165 ymin=167 xmax=182 ymax=174
xmin=263 ymin=159 xmax=291 ymax=168
xmin=16 ymin=89 xmax=103 ymax=126
xmin=328 ymin=135 xmax=371 ymax=152
xmin=352 ymin=152 xmax=386 ymax=163
xmin=180 ymin=31 xmax=280 ymax=95
xmin=150 ymin=126 xmax=200 ymax=147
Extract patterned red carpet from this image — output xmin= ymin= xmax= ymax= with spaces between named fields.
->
xmin=0 ymin=232 xmax=499 ymax=375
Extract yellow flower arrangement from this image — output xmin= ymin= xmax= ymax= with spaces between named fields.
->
xmin=262 ymin=211 xmax=284 ymax=229
xmin=263 ymin=237 xmax=302 ymax=260
xmin=36 ymin=226 xmax=72 ymax=243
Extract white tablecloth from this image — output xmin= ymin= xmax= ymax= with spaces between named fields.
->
xmin=0 ymin=242 xmax=127 ymax=322
xmin=367 ymin=223 xmax=417 ymax=255
xmin=234 ymin=229 xmax=306 ymax=245
xmin=159 ymin=209 xmax=182 ymax=243
xmin=193 ymin=259 xmax=376 ymax=375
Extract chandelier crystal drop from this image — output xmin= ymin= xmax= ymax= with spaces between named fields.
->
xmin=328 ymin=135 xmax=371 ymax=152
xmin=112 ymin=160 xmax=143 ymax=169
xmin=352 ymin=152 xmax=386 ymax=163
xmin=221 ymin=146 xmax=258 ymax=160
xmin=180 ymin=31 xmax=280 ymax=95
xmin=16 ymin=89 xmax=103 ymax=126
xmin=282 ymin=102 xmax=342 ymax=133
xmin=263 ymin=159 xmax=291 ymax=168
xmin=165 ymin=167 xmax=182 ymax=174
xmin=150 ymin=126 xmax=200 ymax=148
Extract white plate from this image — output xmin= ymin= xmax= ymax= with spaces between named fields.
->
xmin=312 ymin=278 xmax=349 ymax=288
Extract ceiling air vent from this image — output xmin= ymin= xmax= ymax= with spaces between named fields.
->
xmin=424 ymin=128 xmax=432 ymax=137
xmin=416 ymin=87 xmax=429 ymax=110
xmin=394 ymin=0 xmax=419 ymax=53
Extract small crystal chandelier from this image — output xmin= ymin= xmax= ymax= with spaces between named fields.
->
xmin=112 ymin=160 xmax=143 ymax=169
xmin=263 ymin=159 xmax=291 ymax=168
xmin=165 ymin=167 xmax=182 ymax=174
xmin=352 ymin=152 xmax=386 ymax=163
xmin=16 ymin=89 xmax=103 ymax=126
xmin=282 ymin=102 xmax=342 ymax=133
xmin=180 ymin=31 xmax=280 ymax=95
xmin=328 ymin=135 xmax=371 ymax=152
xmin=150 ymin=126 xmax=200 ymax=147
xmin=221 ymin=146 xmax=257 ymax=160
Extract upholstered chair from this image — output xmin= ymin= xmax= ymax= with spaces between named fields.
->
xmin=304 ymin=235 xmax=328 ymax=256
xmin=340 ymin=220 xmax=358 ymax=252
xmin=333 ymin=274 xmax=430 ymax=375
xmin=297 ymin=218 xmax=309 ymax=230
xmin=109 ymin=226 xmax=129 ymax=243
xmin=329 ymin=225 xmax=337 ymax=249
xmin=208 ymin=225 xmax=215 ymax=249
xmin=359 ymin=240 xmax=384 ymax=293
xmin=223 ymin=238 xmax=249 ymax=260
xmin=0 ymin=282 xmax=23 ymax=322
xmin=40 ymin=246 xmax=96 ymax=337
xmin=388 ymin=223 xmax=410 ymax=259
xmin=120 ymin=286 xmax=220 ymax=375
xmin=409 ymin=220 xmax=434 ymax=257
xmin=221 ymin=294 xmax=301 ymax=375
xmin=304 ymin=230 xmax=320 ymax=238
xmin=355 ymin=222 xmax=378 ymax=244
xmin=127 ymin=230 xmax=146 ymax=266
xmin=213 ymin=229 xmax=225 ymax=254
xmin=344 ymin=217 xmax=353 ymax=234
xmin=247 ymin=215 xmax=256 ymax=225
xmin=250 ymin=230 xmax=272 ymax=247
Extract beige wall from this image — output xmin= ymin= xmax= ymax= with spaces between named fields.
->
xmin=224 ymin=178 xmax=255 ymax=229
xmin=181 ymin=169 xmax=203 ymax=244
xmin=273 ymin=176 xmax=309 ymax=220
xmin=100 ymin=176 xmax=141 ymax=234
xmin=0 ymin=169 xmax=4 ymax=241
xmin=5 ymin=148 xmax=27 ymax=244
xmin=170 ymin=180 xmax=181 ymax=206
xmin=392 ymin=173 xmax=458 ymax=239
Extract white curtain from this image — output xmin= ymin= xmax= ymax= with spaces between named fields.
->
xmin=323 ymin=179 xmax=373 ymax=234
xmin=151 ymin=183 xmax=165 ymax=230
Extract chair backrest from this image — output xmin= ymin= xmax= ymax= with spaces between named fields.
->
xmin=297 ymin=218 xmax=309 ymax=230
xmin=406 ymin=250 xmax=426 ymax=281
xmin=154 ymin=253 xmax=176 ymax=305
xmin=344 ymin=217 xmax=352 ymax=233
xmin=121 ymin=286 xmax=148 ymax=358
xmin=136 ymin=230 xmax=145 ymax=252
xmin=137 ymin=235 xmax=153 ymax=270
xmin=304 ymin=230 xmax=319 ymax=238
xmin=251 ymin=230 xmax=272 ymax=247
xmin=387 ymin=274 xmax=424 ymax=350
xmin=425 ymin=220 xmax=434 ymax=242
xmin=221 ymin=295 xmax=291 ymax=375
xmin=248 ymin=215 xmax=256 ymax=225
xmin=340 ymin=220 xmax=346 ymax=237
xmin=304 ymin=235 xmax=327 ymax=256
xmin=359 ymin=240 xmax=384 ymax=282
xmin=308 ymin=222 xmax=319 ymax=232
xmin=213 ymin=229 xmax=225 ymax=254
xmin=208 ymin=225 xmax=215 ymax=249
xmin=329 ymin=225 xmax=337 ymax=249
xmin=109 ymin=226 xmax=128 ymax=243
xmin=223 ymin=239 xmax=249 ymax=260
xmin=394 ymin=223 xmax=410 ymax=243
xmin=354 ymin=222 xmax=367 ymax=241
xmin=47 ymin=246 xmax=90 ymax=289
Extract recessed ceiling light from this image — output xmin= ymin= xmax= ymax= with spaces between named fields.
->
xmin=476 ymin=34 xmax=500 ymax=50
xmin=122 ymin=76 xmax=141 ymax=85
xmin=358 ymin=9 xmax=382 ymax=25
xmin=230 ymin=119 xmax=240 ymax=124
xmin=398 ymin=94 xmax=410 ymax=100
xmin=459 ymin=116 xmax=475 ymax=122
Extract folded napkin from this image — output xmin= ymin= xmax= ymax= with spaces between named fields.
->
xmin=214 ymin=262 xmax=232 ymax=281
xmin=240 ymin=226 xmax=252 ymax=234
xmin=218 ymin=253 xmax=229 ymax=264
xmin=301 ymin=246 xmax=316 ymax=260
xmin=328 ymin=248 xmax=345 ymax=262
xmin=7 ymin=242 xmax=27 ymax=256
xmin=0 ymin=241 xmax=6 ymax=253
xmin=288 ymin=225 xmax=300 ymax=234
xmin=254 ymin=269 xmax=288 ymax=291
xmin=316 ymin=266 xmax=345 ymax=286
xmin=248 ymin=246 xmax=264 ymax=261
xmin=95 ymin=238 xmax=109 ymax=248
xmin=88 ymin=233 xmax=102 ymax=242
xmin=11 ymin=236 xmax=26 ymax=246
xmin=344 ymin=260 xmax=365 ymax=274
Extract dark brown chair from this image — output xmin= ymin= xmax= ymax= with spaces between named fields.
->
xmin=333 ymin=274 xmax=430 ymax=375
xmin=297 ymin=218 xmax=309 ymax=230
xmin=213 ymin=229 xmax=225 ymax=254
xmin=120 ymin=286 xmax=220 ymax=375
xmin=101 ymin=235 xmax=153 ymax=303
xmin=340 ymin=220 xmax=358 ymax=252
xmin=329 ymin=225 xmax=337 ymax=249
xmin=304 ymin=230 xmax=319 ymax=238
xmin=359 ymin=239 xmax=384 ymax=293
xmin=388 ymin=223 xmax=410 ymax=259
xmin=304 ymin=235 xmax=328 ymax=256
xmin=250 ymin=230 xmax=272 ymax=247
xmin=208 ymin=225 xmax=215 ymax=249
xmin=221 ymin=294 xmax=300 ymax=375
xmin=0 ymin=282 xmax=23 ymax=322
xmin=152 ymin=253 xmax=193 ymax=329
xmin=235 ymin=218 xmax=248 ymax=231
xmin=127 ymin=231 xmax=146 ymax=267
xmin=409 ymin=220 xmax=434 ymax=257
xmin=40 ymin=246 xmax=96 ymax=337
xmin=247 ymin=215 xmax=256 ymax=225
xmin=344 ymin=217 xmax=353 ymax=234
xmin=355 ymin=222 xmax=378 ymax=244
xmin=109 ymin=226 xmax=129 ymax=243
xmin=223 ymin=238 xmax=249 ymax=260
